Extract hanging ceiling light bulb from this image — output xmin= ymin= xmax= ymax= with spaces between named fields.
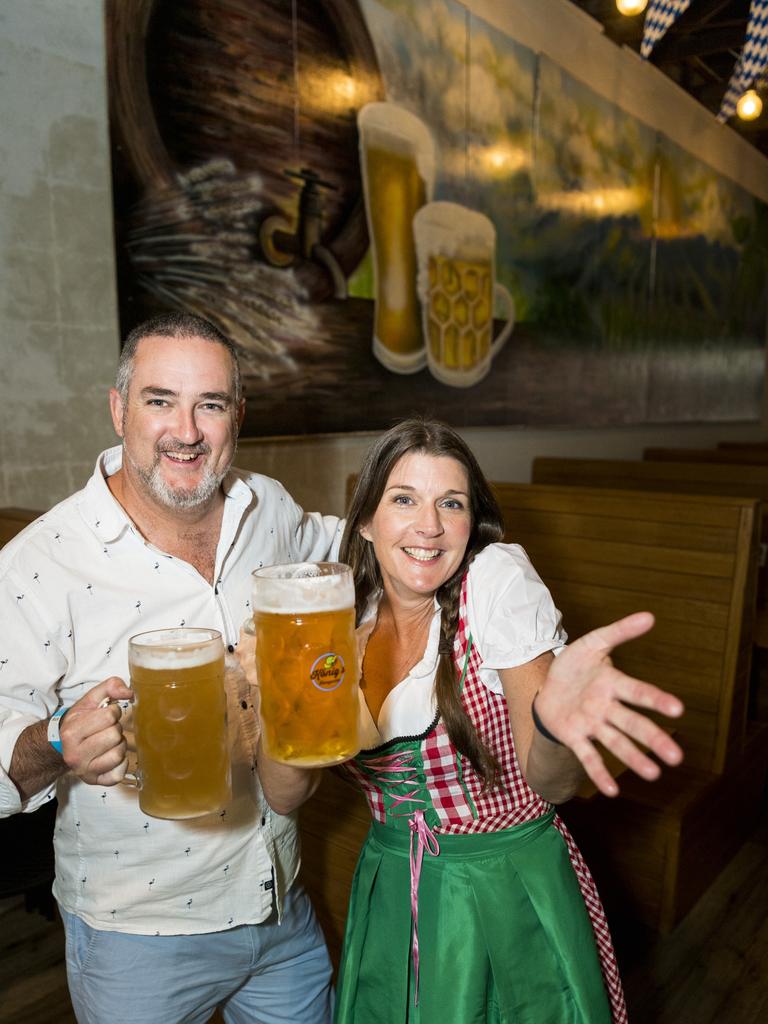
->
xmin=616 ymin=0 xmax=648 ymax=15
xmin=736 ymin=89 xmax=763 ymax=121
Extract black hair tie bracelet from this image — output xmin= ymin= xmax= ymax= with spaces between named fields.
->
xmin=531 ymin=693 xmax=564 ymax=746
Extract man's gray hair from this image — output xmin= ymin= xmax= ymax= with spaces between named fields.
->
xmin=115 ymin=313 xmax=242 ymax=404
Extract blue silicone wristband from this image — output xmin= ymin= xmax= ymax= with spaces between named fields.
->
xmin=47 ymin=706 xmax=68 ymax=754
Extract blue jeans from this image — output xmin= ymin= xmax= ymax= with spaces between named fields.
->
xmin=61 ymin=884 xmax=333 ymax=1024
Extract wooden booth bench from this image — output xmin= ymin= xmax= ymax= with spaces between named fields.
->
xmin=490 ymin=481 xmax=767 ymax=933
xmin=531 ymin=455 xmax=768 ymax=688
xmin=644 ymin=445 xmax=768 ymax=466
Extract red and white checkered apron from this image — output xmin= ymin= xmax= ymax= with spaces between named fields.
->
xmin=345 ymin=574 xmax=628 ymax=1024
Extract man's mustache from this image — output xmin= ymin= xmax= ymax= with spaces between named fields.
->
xmin=155 ymin=442 xmax=211 ymax=456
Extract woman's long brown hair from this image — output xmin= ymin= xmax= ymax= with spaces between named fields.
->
xmin=340 ymin=418 xmax=505 ymax=790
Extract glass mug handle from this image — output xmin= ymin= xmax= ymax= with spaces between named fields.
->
xmin=98 ymin=696 xmax=141 ymax=789
xmin=490 ymin=282 xmax=515 ymax=357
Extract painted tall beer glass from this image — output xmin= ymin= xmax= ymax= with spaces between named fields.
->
xmin=252 ymin=562 xmax=360 ymax=767
xmin=413 ymin=201 xmax=515 ymax=388
xmin=127 ymin=627 xmax=231 ymax=819
xmin=358 ymin=102 xmax=435 ymax=374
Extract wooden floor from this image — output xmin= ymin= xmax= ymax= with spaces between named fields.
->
xmin=1 ymin=812 xmax=767 ymax=1023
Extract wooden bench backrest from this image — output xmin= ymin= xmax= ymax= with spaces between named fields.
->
xmin=644 ymin=446 xmax=768 ymax=465
xmin=0 ymin=508 xmax=42 ymax=548
xmin=718 ymin=441 xmax=768 ymax=452
xmin=492 ymin=483 xmax=759 ymax=776
xmin=532 ymin=456 xmax=768 ymax=546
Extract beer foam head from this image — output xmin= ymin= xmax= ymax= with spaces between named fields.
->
xmin=252 ymin=561 xmax=354 ymax=614
xmin=357 ymin=102 xmax=435 ymax=192
xmin=129 ymin=628 xmax=223 ymax=669
xmin=413 ymin=201 xmax=495 ymax=304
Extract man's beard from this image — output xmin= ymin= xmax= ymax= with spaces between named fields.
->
xmin=124 ymin=442 xmax=234 ymax=511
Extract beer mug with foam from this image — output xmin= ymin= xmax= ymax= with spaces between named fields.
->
xmin=251 ymin=562 xmax=360 ymax=767
xmin=413 ymin=201 xmax=515 ymax=388
xmin=358 ymin=102 xmax=435 ymax=374
xmin=126 ymin=627 xmax=231 ymax=819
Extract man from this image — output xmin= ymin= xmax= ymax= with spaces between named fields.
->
xmin=0 ymin=313 xmax=342 ymax=1024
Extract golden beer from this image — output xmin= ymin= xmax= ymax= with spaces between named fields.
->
xmin=413 ymin=201 xmax=515 ymax=388
xmin=128 ymin=628 xmax=230 ymax=819
xmin=252 ymin=563 xmax=360 ymax=767
xmin=426 ymin=255 xmax=493 ymax=371
xmin=358 ymin=103 xmax=435 ymax=374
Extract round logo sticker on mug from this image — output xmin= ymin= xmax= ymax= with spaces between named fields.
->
xmin=310 ymin=652 xmax=346 ymax=692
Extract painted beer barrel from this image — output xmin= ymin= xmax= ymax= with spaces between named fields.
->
xmin=107 ymin=0 xmax=384 ymax=334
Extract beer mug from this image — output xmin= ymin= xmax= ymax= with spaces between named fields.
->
xmin=251 ymin=562 xmax=360 ymax=767
xmin=413 ymin=201 xmax=515 ymax=388
xmin=358 ymin=102 xmax=435 ymax=374
xmin=126 ymin=627 xmax=231 ymax=819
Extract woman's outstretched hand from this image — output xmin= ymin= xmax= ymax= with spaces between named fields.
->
xmin=534 ymin=612 xmax=684 ymax=797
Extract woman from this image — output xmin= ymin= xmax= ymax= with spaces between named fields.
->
xmin=254 ymin=418 xmax=684 ymax=1024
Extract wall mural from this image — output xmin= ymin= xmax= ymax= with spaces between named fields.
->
xmin=106 ymin=0 xmax=768 ymax=437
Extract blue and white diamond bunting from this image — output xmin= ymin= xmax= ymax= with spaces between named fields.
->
xmin=640 ymin=0 xmax=693 ymax=59
xmin=718 ymin=0 xmax=768 ymax=122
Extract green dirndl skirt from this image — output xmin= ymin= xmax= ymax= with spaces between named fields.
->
xmin=333 ymin=811 xmax=612 ymax=1024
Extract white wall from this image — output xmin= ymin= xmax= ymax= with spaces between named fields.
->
xmin=0 ymin=0 xmax=119 ymax=509
xmin=0 ymin=0 xmax=765 ymax=516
